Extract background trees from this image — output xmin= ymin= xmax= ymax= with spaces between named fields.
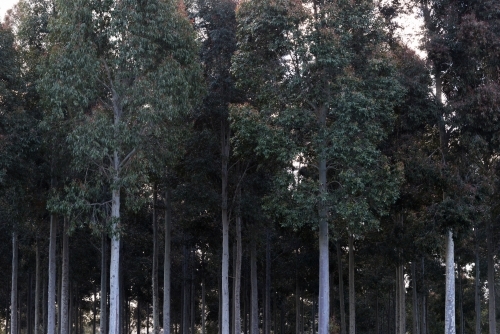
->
xmin=1 ymin=0 xmax=499 ymax=334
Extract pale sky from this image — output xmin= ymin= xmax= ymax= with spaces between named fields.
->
xmin=0 ymin=0 xmax=18 ymax=22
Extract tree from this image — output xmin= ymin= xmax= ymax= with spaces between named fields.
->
xmin=232 ymin=1 xmax=403 ymax=333
xmin=39 ymin=1 xmax=203 ymax=334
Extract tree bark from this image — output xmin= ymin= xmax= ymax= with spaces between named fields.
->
xmin=35 ymin=239 xmax=41 ymax=334
xmin=182 ymin=244 xmax=189 ymax=334
xmin=398 ymin=264 xmax=405 ymax=334
xmin=61 ymin=218 xmax=70 ymax=334
xmin=164 ymin=187 xmax=172 ymax=334
xmin=233 ymin=210 xmax=242 ymax=334
xmin=93 ymin=282 xmax=97 ymax=334
xmin=10 ymin=231 xmax=18 ymax=334
xmin=444 ymin=230 xmax=456 ymax=334
xmin=318 ymin=149 xmax=329 ymax=334
xmin=348 ymin=235 xmax=355 ymax=334
xmin=48 ymin=215 xmax=57 ymax=334
xmin=250 ymin=238 xmax=258 ymax=334
xmin=264 ymin=231 xmax=271 ymax=334
xmin=475 ymin=234 xmax=481 ymax=334
xmin=109 ymin=186 xmax=121 ymax=334
xmin=221 ymin=121 xmax=230 ymax=334
xmin=488 ymin=220 xmax=496 ymax=334
xmin=202 ymin=275 xmax=206 ymax=334
xmin=152 ymin=185 xmax=159 ymax=334
xmin=100 ymin=233 xmax=108 ymax=334
xmin=337 ymin=242 xmax=346 ymax=334
xmin=296 ymin=276 xmax=300 ymax=334
xmin=411 ymin=262 xmax=419 ymax=334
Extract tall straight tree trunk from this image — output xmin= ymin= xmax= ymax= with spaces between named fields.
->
xmin=264 ymin=231 xmax=271 ymax=334
xmin=152 ymin=185 xmax=159 ymax=334
xmin=164 ymin=187 xmax=172 ymax=334
xmin=137 ymin=300 xmax=141 ymax=334
xmin=475 ymin=235 xmax=481 ymax=334
xmin=190 ymin=260 xmax=195 ymax=334
xmin=100 ymin=233 xmax=108 ymax=334
xmin=10 ymin=231 xmax=18 ymax=334
xmin=421 ymin=257 xmax=427 ymax=334
xmin=397 ymin=264 xmax=405 ymax=334
xmin=458 ymin=264 xmax=464 ymax=334
xmin=93 ymin=283 xmax=97 ymax=334
xmin=202 ymin=276 xmax=206 ymax=334
xmin=411 ymin=262 xmax=419 ymax=334
xmin=233 ymin=207 xmax=242 ymax=334
xmin=182 ymin=244 xmax=189 ymax=334
xmin=296 ymin=277 xmax=300 ymax=334
xmin=43 ymin=274 xmax=47 ymax=334
xmin=109 ymin=185 xmax=121 ymax=334
xmin=48 ymin=215 xmax=57 ymax=334
xmin=337 ymin=242 xmax=346 ymax=334
xmin=348 ymin=235 xmax=355 ymax=334
xmin=221 ymin=121 xmax=230 ymax=334
xmin=35 ymin=239 xmax=41 ymax=334
xmin=488 ymin=220 xmax=496 ymax=334
xmin=250 ymin=238 xmax=258 ymax=334
xmin=444 ymin=230 xmax=455 ymax=334
xmin=317 ymin=139 xmax=329 ymax=334
xmin=61 ymin=218 xmax=70 ymax=334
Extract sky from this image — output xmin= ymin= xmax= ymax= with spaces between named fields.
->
xmin=0 ymin=0 xmax=18 ymax=21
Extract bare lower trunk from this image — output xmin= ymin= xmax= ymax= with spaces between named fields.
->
xmin=35 ymin=238 xmax=41 ymax=334
xmin=164 ymin=188 xmax=172 ymax=334
xmin=318 ymin=154 xmax=329 ymax=334
xmin=10 ymin=231 xmax=18 ymax=334
xmin=100 ymin=233 xmax=108 ymax=334
xmin=48 ymin=215 xmax=57 ymax=334
xmin=444 ymin=230 xmax=455 ymax=334
xmin=411 ymin=262 xmax=419 ymax=334
xmin=264 ymin=231 xmax=271 ymax=334
xmin=221 ymin=122 xmax=230 ymax=334
xmin=109 ymin=188 xmax=121 ymax=334
xmin=152 ymin=185 xmax=159 ymax=334
xmin=421 ymin=257 xmax=427 ymax=334
xmin=250 ymin=238 xmax=258 ymax=334
xmin=61 ymin=218 xmax=70 ymax=334
xmin=488 ymin=221 xmax=496 ymax=334
xmin=398 ymin=264 xmax=405 ymax=334
xmin=202 ymin=276 xmax=206 ymax=334
xmin=233 ymin=213 xmax=242 ymax=334
xmin=337 ymin=242 xmax=346 ymax=334
xmin=348 ymin=235 xmax=355 ymax=334
xmin=475 ymin=235 xmax=481 ymax=334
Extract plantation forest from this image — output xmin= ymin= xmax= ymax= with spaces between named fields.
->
xmin=0 ymin=0 xmax=499 ymax=333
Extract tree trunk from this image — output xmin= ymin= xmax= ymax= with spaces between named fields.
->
xmin=109 ymin=186 xmax=121 ymax=334
xmin=421 ymin=257 xmax=427 ymax=334
xmin=488 ymin=221 xmax=496 ymax=334
xmin=93 ymin=282 xmax=97 ymax=334
xmin=152 ymin=185 xmax=159 ymax=334
xmin=61 ymin=218 xmax=70 ymax=334
xmin=250 ymin=238 xmax=258 ymax=334
xmin=190 ymin=255 xmax=195 ymax=334
xmin=411 ymin=262 xmax=419 ymax=334
xmin=202 ymin=276 xmax=206 ymax=334
xmin=444 ymin=230 xmax=455 ymax=334
xmin=221 ymin=121 xmax=230 ymax=334
xmin=264 ymin=231 xmax=271 ymax=334
xmin=398 ymin=264 xmax=405 ymax=334
xmin=100 ymin=233 xmax=108 ymax=334
xmin=458 ymin=264 xmax=464 ymax=334
xmin=35 ymin=239 xmax=41 ymax=334
xmin=475 ymin=235 xmax=481 ymax=334
xmin=10 ymin=231 xmax=18 ymax=334
xmin=43 ymin=274 xmax=47 ymax=334
xmin=182 ymin=244 xmax=189 ymax=334
xmin=48 ymin=215 xmax=57 ymax=334
xmin=233 ymin=212 xmax=242 ymax=334
xmin=348 ymin=235 xmax=355 ymax=334
xmin=296 ymin=277 xmax=300 ymax=334
xmin=164 ymin=187 xmax=172 ymax=334
xmin=318 ymin=153 xmax=329 ymax=334
xmin=337 ymin=242 xmax=346 ymax=334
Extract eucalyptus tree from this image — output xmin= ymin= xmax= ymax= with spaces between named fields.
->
xmin=232 ymin=0 xmax=403 ymax=333
xmin=39 ymin=1 xmax=203 ymax=334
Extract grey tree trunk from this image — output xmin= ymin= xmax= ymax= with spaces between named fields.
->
xmin=109 ymin=187 xmax=121 ymax=334
xmin=296 ymin=282 xmax=300 ymax=334
xmin=61 ymin=218 xmax=70 ymax=334
xmin=43 ymin=274 xmax=47 ymax=334
xmin=48 ymin=215 xmax=57 ymax=334
xmin=93 ymin=282 xmax=97 ymax=334
xmin=35 ymin=238 xmax=41 ymax=334
xmin=233 ymin=213 xmax=242 ymax=334
xmin=318 ymin=154 xmax=329 ymax=334
xmin=164 ymin=188 xmax=172 ymax=334
xmin=444 ymin=230 xmax=456 ymax=334
xmin=100 ymin=233 xmax=108 ymax=334
xmin=488 ymin=221 xmax=496 ymax=334
xmin=202 ymin=276 xmax=206 ymax=334
xmin=11 ymin=231 xmax=18 ymax=334
xmin=421 ymin=258 xmax=427 ymax=334
xmin=397 ymin=264 xmax=405 ymax=334
xmin=348 ymin=235 xmax=355 ymax=334
xmin=411 ymin=262 xmax=419 ymax=334
xmin=250 ymin=239 xmax=258 ymax=334
xmin=221 ymin=122 xmax=230 ymax=334
xmin=475 ymin=236 xmax=481 ymax=334
xmin=152 ymin=185 xmax=159 ymax=334
xmin=337 ymin=242 xmax=346 ymax=334
xmin=264 ymin=231 xmax=271 ymax=334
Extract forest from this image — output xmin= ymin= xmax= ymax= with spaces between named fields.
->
xmin=0 ymin=0 xmax=499 ymax=333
